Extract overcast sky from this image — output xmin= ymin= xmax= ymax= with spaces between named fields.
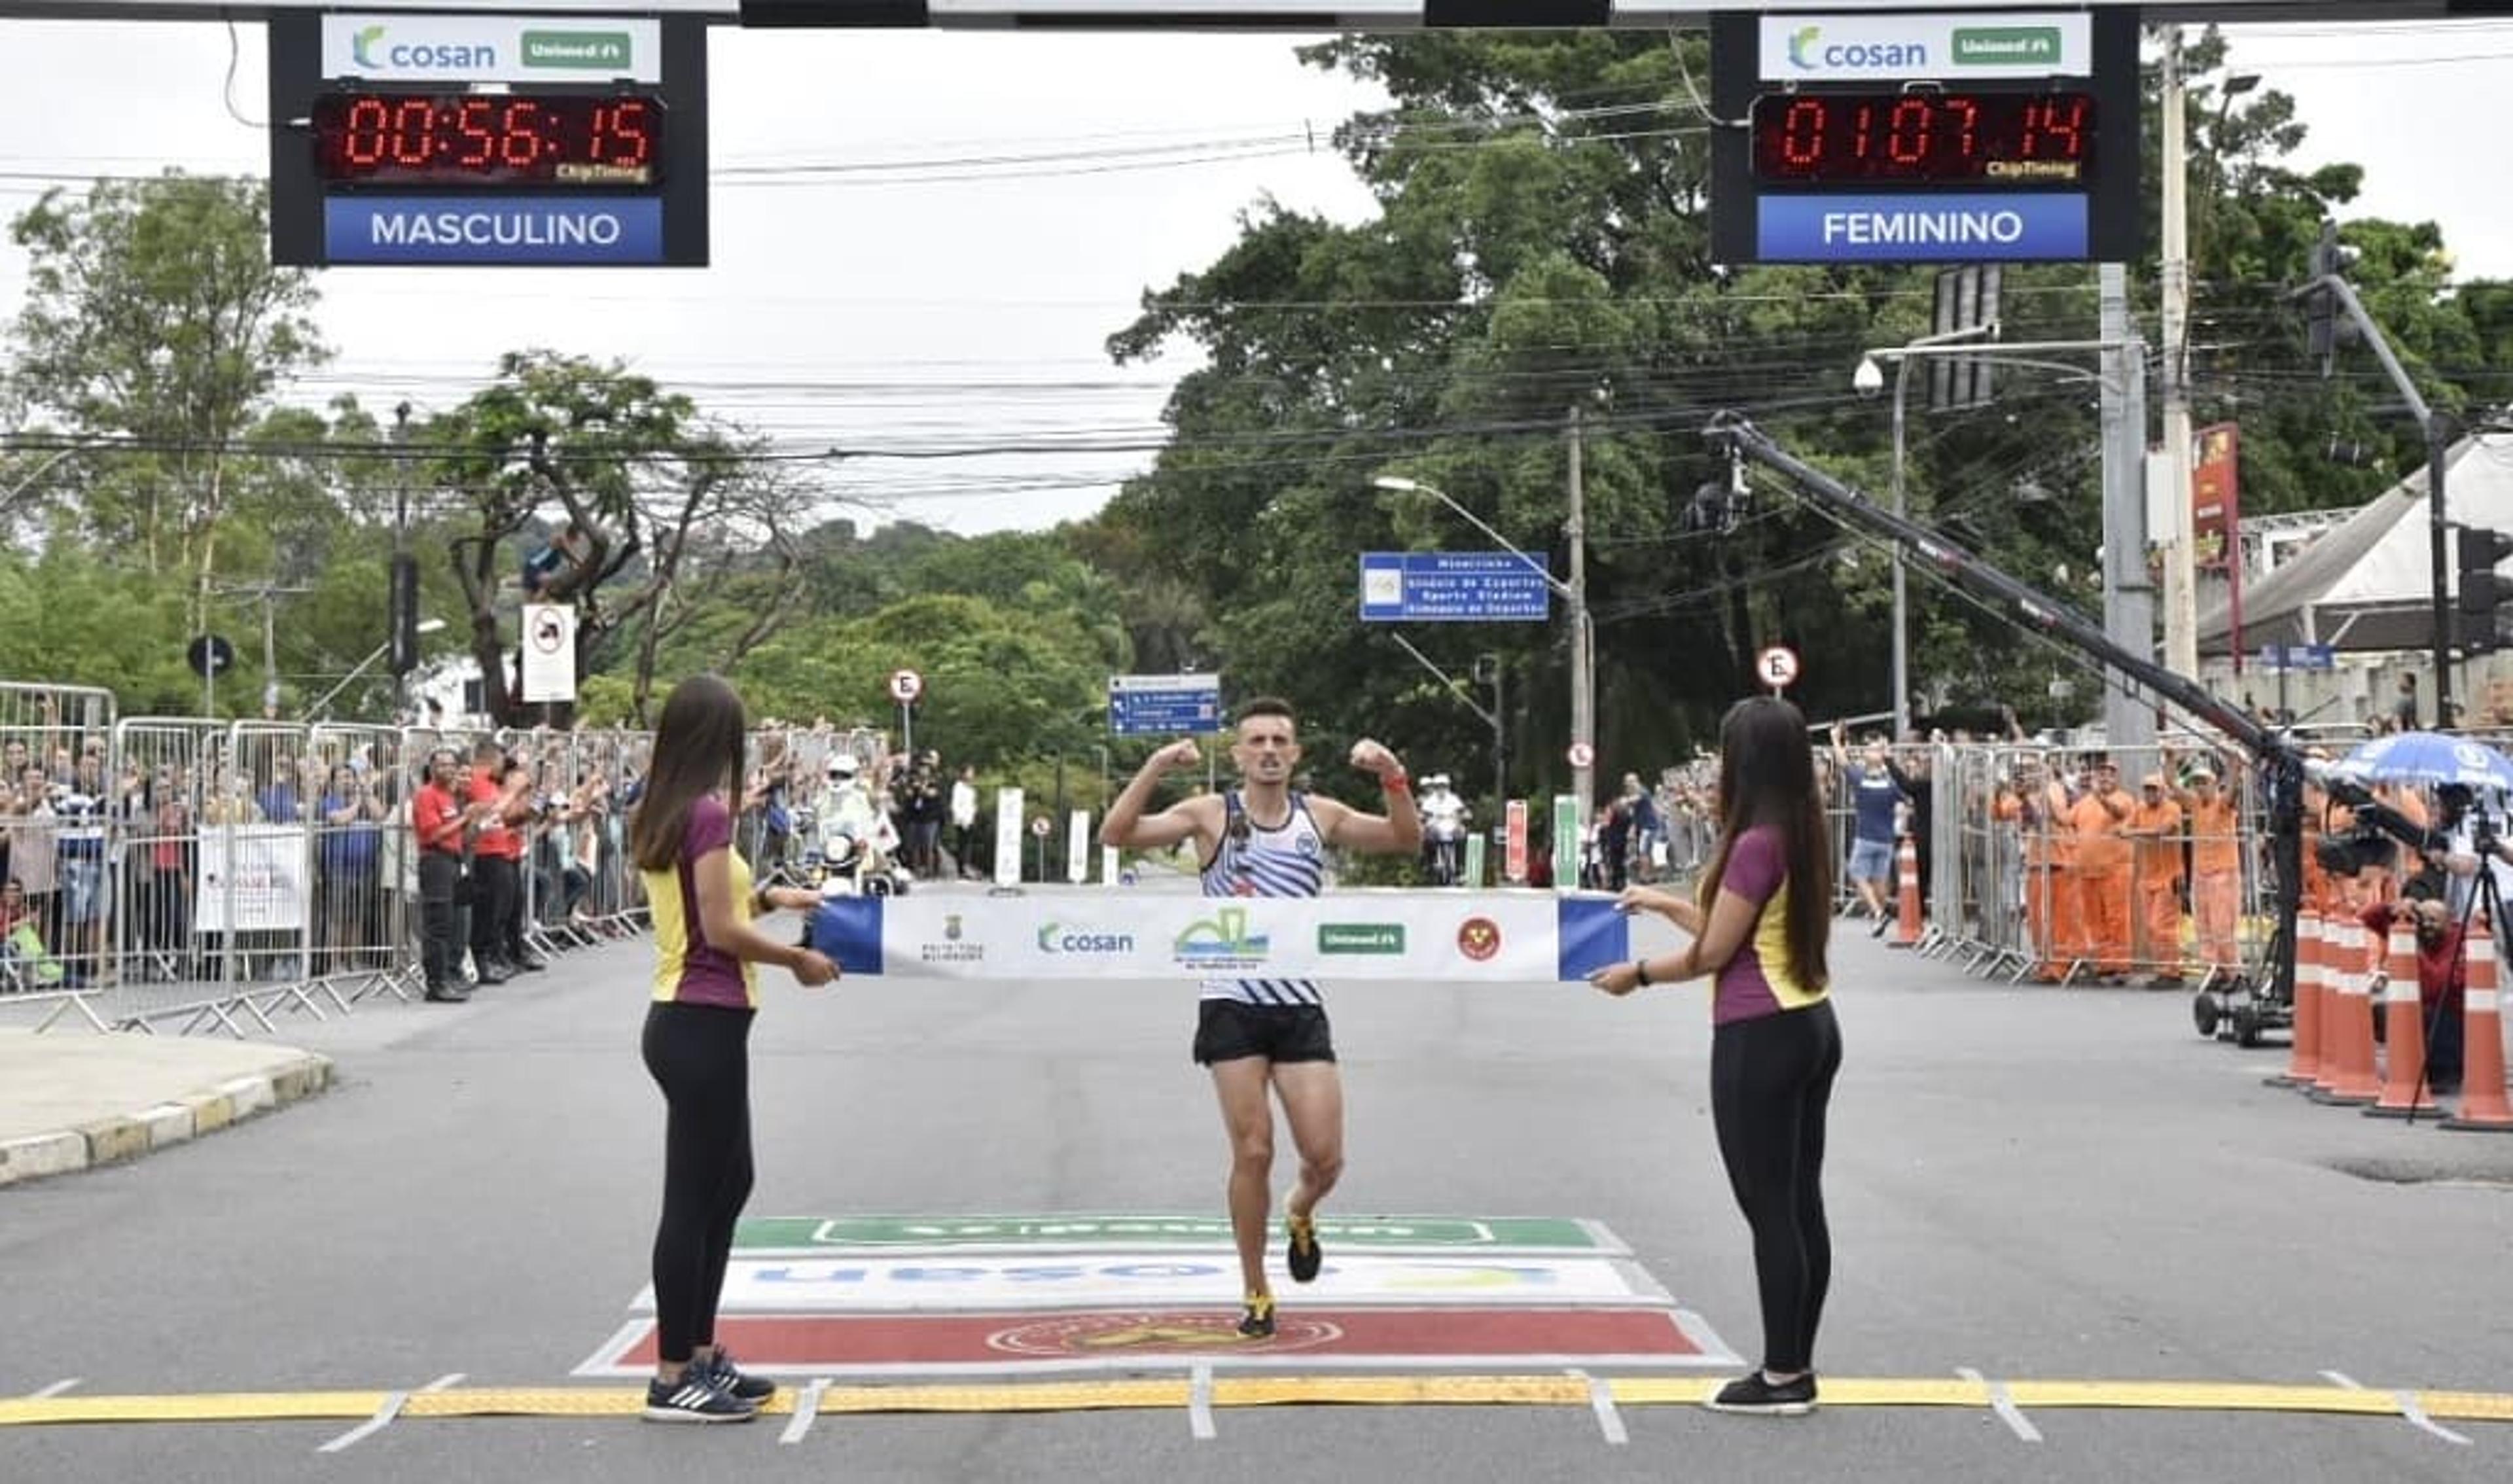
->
xmin=1 ymin=14 xmax=2508 ymax=536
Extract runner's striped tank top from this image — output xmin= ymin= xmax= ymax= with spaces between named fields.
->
xmin=1196 ymin=790 xmax=1326 ymax=1006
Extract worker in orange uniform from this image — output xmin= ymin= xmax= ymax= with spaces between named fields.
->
xmin=2169 ymin=759 xmax=2244 ymax=982
xmin=2300 ymin=750 xmax=2355 ymax=915
xmin=2068 ymin=756 xmax=2136 ymax=980
xmin=2124 ymin=773 xmax=2186 ymax=986
xmin=2016 ymin=753 xmax=2079 ymax=983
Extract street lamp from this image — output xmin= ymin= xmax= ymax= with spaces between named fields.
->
xmin=1855 ymin=332 xmax=2132 ymax=742
xmin=308 ymin=618 xmax=446 ymax=720
xmin=1372 ymin=474 xmax=1594 ymax=811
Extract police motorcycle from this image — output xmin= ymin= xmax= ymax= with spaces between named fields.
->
xmin=1418 ymin=774 xmax=1471 ymax=887
xmin=800 ymin=756 xmax=912 ymax=898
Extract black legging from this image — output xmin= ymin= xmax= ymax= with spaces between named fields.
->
xmin=1710 ymin=1000 xmax=1844 ymax=1375
xmin=642 ymin=1001 xmax=757 ymax=1365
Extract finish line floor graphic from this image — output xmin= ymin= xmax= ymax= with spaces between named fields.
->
xmin=574 ymin=1211 xmax=1739 ymax=1378
xmin=7 ymin=1214 xmax=2511 ymax=1444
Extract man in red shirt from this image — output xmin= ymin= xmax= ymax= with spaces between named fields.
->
xmin=466 ymin=740 xmax=539 ymax=985
xmin=2361 ymin=891 xmax=2468 ymax=1095
xmin=411 ymin=749 xmax=478 ymax=1003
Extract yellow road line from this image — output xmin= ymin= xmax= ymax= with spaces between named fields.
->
xmin=3 ymin=1377 xmax=2510 ymax=1428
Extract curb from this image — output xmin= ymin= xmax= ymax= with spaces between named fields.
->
xmin=0 ymin=1053 xmax=335 ymax=1190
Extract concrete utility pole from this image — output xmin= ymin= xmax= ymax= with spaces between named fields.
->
xmin=1567 ymin=404 xmax=1594 ymax=816
xmin=2160 ymin=24 xmax=2201 ymax=680
xmin=2099 ymin=264 xmax=2157 ymax=755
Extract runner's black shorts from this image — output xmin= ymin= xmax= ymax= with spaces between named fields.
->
xmin=1192 ymin=998 xmax=1337 ymax=1067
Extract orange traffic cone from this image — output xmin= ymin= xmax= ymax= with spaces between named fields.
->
xmin=2312 ymin=917 xmax=2379 ymax=1106
xmin=2444 ymin=925 xmax=2513 ymax=1133
xmin=1891 ymin=836 xmax=1922 ymax=949
xmin=2366 ymin=915 xmax=2436 ymax=1119
xmin=2272 ymin=910 xmax=2324 ymax=1089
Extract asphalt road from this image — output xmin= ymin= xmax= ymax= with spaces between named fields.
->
xmin=5 ymin=884 xmax=2510 ymax=1483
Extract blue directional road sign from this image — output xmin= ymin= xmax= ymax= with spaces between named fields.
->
xmin=1109 ymin=673 xmax=1222 ymax=737
xmin=2259 ymin=644 xmax=2336 ymax=673
xmin=1359 ymin=553 xmax=1552 ymax=624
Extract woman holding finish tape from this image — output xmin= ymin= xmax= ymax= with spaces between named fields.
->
xmin=630 ymin=673 xmax=838 ymax=1424
xmin=1590 ymin=695 xmax=1844 ymax=1417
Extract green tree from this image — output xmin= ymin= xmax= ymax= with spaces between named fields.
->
xmin=423 ymin=351 xmax=802 ymax=728
xmin=5 ymin=173 xmax=327 ymax=636
xmin=1090 ymin=26 xmax=2513 ymax=783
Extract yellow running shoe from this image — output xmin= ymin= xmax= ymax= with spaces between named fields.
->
xmin=1237 ymin=1292 xmax=1276 ymax=1339
xmin=1285 ymin=1207 xmax=1322 ymax=1284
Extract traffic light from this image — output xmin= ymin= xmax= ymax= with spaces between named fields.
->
xmin=388 ymin=553 xmax=421 ymax=676
xmin=2457 ymin=526 xmax=2513 ymax=655
xmin=2306 ymin=219 xmax=2341 ymax=366
xmin=2303 ymin=219 xmax=2361 ymax=378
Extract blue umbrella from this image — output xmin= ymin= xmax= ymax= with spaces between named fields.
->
xmin=2332 ymin=731 xmax=2513 ymax=792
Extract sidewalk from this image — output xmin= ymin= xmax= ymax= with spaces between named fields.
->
xmin=0 ymin=1027 xmax=333 ymax=1189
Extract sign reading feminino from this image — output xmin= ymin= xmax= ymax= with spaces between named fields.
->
xmin=319 ymin=12 xmax=661 ymax=83
xmin=1758 ymin=11 xmax=2092 ymax=81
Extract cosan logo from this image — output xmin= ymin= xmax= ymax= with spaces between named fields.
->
xmin=1035 ymin=922 xmax=1136 ymax=955
xmin=351 ymin=25 xmax=498 ymax=72
xmin=1787 ymin=25 xmax=1929 ymax=73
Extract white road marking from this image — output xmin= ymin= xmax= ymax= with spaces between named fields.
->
xmin=315 ymin=1390 xmax=408 ymax=1453
xmin=2327 ymin=1367 xmax=2471 ymax=1445
xmin=1570 ymin=1368 xmax=1628 ymax=1445
xmin=27 ymin=1379 xmax=80 ymax=1398
xmin=779 ymin=1378 xmax=829 ymax=1445
xmin=1957 ymin=1367 xmax=2042 ymax=1443
xmin=1189 ymin=1362 xmax=1217 ymax=1440
xmin=2392 ymin=1390 xmax=2473 ymax=1447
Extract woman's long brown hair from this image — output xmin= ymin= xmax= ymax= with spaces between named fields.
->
xmin=1695 ymin=696 xmax=1832 ymax=991
xmin=628 ymin=674 xmax=751 ymax=874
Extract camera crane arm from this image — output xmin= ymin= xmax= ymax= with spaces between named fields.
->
xmin=1701 ymin=412 xmax=2306 ymax=1002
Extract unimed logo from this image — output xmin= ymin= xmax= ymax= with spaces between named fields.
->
xmin=524 ymin=30 xmax=635 ymax=69
xmin=1318 ymin=924 xmax=1406 ymax=955
xmin=1953 ymin=27 xmax=2062 ymax=65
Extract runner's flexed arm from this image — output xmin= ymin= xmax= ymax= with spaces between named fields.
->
xmin=1099 ymin=739 xmax=1221 ymax=855
xmin=1308 ymin=739 xmax=1420 ymax=855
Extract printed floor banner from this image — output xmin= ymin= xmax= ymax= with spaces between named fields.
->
xmin=192 ymin=824 xmax=308 ymax=933
xmin=805 ymin=891 xmax=1631 ymax=983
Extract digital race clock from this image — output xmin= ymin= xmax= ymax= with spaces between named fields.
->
xmin=1751 ymin=92 xmax=2095 ymax=188
xmin=313 ymin=93 xmax=664 ymax=188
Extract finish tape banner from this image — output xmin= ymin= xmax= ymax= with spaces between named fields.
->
xmin=805 ymin=891 xmax=1632 ymax=983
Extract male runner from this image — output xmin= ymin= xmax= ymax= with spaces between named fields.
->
xmin=1099 ymin=698 xmax=1420 ymax=1337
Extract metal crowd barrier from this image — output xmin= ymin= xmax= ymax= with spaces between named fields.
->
xmin=0 ymin=702 xmax=689 ymax=1038
xmin=1923 ymin=742 xmax=2271 ymax=993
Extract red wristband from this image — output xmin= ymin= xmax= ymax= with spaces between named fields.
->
xmin=1381 ymin=773 xmax=1410 ymax=792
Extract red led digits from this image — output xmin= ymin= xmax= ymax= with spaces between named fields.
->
xmin=586 ymin=99 xmax=656 ymax=169
xmin=312 ymin=92 xmax=664 ymax=186
xmin=1751 ymin=92 xmax=2095 ymax=185
xmin=499 ymin=100 xmax=543 ymax=168
xmin=1885 ymin=97 xmax=1931 ymax=166
xmin=340 ymin=96 xmax=391 ymax=168
xmin=390 ymin=98 xmax=433 ymax=168
xmin=454 ymin=97 xmax=495 ymax=168
xmin=1779 ymin=98 xmax=1826 ymax=168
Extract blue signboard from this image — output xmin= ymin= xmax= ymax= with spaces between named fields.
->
xmin=1109 ymin=673 xmax=1222 ymax=738
xmin=1756 ymin=194 xmax=2088 ymax=264
xmin=2259 ymin=644 xmax=2336 ymax=673
xmin=1359 ymin=553 xmax=1552 ymax=624
xmin=323 ymin=196 xmax=666 ymax=266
